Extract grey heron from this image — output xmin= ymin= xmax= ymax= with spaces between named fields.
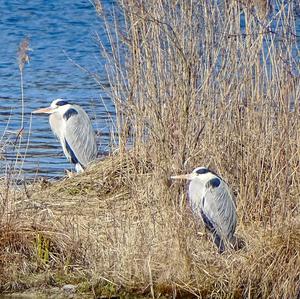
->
xmin=32 ymin=99 xmax=97 ymax=173
xmin=171 ymin=167 xmax=237 ymax=253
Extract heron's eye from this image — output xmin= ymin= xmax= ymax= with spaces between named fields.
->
xmin=56 ymin=100 xmax=68 ymax=106
xmin=196 ymin=168 xmax=209 ymax=175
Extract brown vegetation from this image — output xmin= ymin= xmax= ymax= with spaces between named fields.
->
xmin=0 ymin=0 xmax=299 ymax=298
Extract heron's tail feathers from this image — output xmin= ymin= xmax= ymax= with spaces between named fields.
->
xmin=212 ymin=232 xmax=225 ymax=253
xmin=75 ymin=163 xmax=85 ymax=173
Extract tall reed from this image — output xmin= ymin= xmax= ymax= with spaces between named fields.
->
xmin=13 ymin=38 xmax=31 ymax=175
xmin=98 ymin=0 xmax=300 ymax=223
xmin=90 ymin=0 xmax=299 ymax=296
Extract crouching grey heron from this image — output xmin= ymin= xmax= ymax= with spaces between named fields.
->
xmin=32 ymin=99 xmax=97 ymax=173
xmin=171 ymin=167 xmax=237 ymax=253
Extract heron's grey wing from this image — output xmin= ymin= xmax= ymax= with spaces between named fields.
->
xmin=63 ymin=106 xmax=97 ymax=167
xmin=201 ymin=180 xmax=237 ymax=240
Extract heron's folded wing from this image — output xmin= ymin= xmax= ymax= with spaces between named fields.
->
xmin=202 ymin=181 xmax=237 ymax=239
xmin=63 ymin=107 xmax=97 ymax=167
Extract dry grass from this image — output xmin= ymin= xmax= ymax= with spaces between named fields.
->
xmin=0 ymin=0 xmax=300 ymax=298
xmin=0 ymin=152 xmax=299 ymax=297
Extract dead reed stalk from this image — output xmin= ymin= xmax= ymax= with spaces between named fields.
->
xmin=18 ymin=38 xmax=30 ymax=131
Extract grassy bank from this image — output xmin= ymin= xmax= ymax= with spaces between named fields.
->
xmin=0 ymin=0 xmax=300 ymax=298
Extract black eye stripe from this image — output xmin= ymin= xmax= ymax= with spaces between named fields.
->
xmin=196 ymin=168 xmax=209 ymax=174
xmin=56 ymin=100 xmax=69 ymax=106
xmin=195 ymin=167 xmax=221 ymax=179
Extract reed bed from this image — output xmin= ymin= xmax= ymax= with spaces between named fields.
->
xmin=0 ymin=0 xmax=299 ymax=298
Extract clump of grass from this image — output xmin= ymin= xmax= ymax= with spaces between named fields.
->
xmin=0 ymin=0 xmax=299 ymax=298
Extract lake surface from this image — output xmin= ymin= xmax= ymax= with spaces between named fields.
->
xmin=0 ymin=0 xmax=116 ymax=180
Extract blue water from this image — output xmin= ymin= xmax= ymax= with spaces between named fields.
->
xmin=0 ymin=0 xmax=116 ymax=179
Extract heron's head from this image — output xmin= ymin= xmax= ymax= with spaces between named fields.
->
xmin=171 ymin=166 xmax=217 ymax=182
xmin=32 ymin=99 xmax=70 ymax=114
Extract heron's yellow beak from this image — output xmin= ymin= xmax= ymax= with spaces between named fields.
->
xmin=32 ymin=107 xmax=54 ymax=114
xmin=171 ymin=173 xmax=195 ymax=180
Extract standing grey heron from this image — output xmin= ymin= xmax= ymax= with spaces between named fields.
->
xmin=32 ymin=99 xmax=97 ymax=173
xmin=171 ymin=167 xmax=237 ymax=253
